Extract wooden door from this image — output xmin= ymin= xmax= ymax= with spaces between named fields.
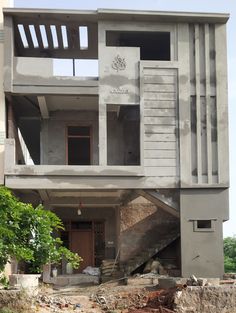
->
xmin=70 ymin=230 xmax=94 ymax=272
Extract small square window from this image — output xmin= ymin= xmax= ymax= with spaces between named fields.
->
xmin=197 ymin=220 xmax=212 ymax=229
xmin=193 ymin=219 xmax=215 ymax=232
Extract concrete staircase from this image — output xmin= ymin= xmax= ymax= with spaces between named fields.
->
xmin=124 ymin=228 xmax=180 ymax=275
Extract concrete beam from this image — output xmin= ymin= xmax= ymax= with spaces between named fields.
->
xmin=38 ymin=190 xmax=49 ymax=201
xmin=137 ymin=189 xmax=180 ymax=218
xmin=37 ymin=96 xmax=49 ymax=119
xmin=48 ymin=196 xmax=120 ymax=206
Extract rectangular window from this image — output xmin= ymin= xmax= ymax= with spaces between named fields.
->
xmin=106 ymin=31 xmax=170 ymax=61
xmin=193 ymin=219 xmax=215 ymax=232
xmin=107 ymin=105 xmax=140 ymax=165
xmin=67 ymin=126 xmax=91 ymax=165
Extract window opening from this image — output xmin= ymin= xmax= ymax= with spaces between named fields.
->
xmin=193 ymin=219 xmax=215 ymax=232
xmin=29 ymin=25 xmax=39 ymax=48
xmin=17 ymin=24 xmax=28 ymax=48
xmin=79 ymin=26 xmax=88 ymax=50
xmin=106 ymin=31 xmax=171 ymax=60
xmin=107 ymin=105 xmax=140 ymax=165
xmin=67 ymin=126 xmax=91 ymax=165
xmin=61 ymin=25 xmax=68 ymax=49
xmin=50 ymin=25 xmax=59 ymax=49
xmin=197 ymin=220 xmax=212 ymax=229
xmin=39 ymin=25 xmax=48 ymax=48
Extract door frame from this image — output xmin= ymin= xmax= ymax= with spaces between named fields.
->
xmin=65 ymin=124 xmax=93 ymax=165
xmin=62 ymin=220 xmax=105 ymax=268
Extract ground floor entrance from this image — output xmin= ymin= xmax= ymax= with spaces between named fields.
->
xmin=61 ymin=220 xmax=105 ymax=272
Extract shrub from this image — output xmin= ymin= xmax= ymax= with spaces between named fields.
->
xmin=0 ymin=187 xmax=82 ymax=273
xmin=224 ymin=236 xmax=236 ymax=273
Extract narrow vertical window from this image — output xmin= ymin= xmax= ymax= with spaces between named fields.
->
xmin=67 ymin=126 xmax=91 ymax=165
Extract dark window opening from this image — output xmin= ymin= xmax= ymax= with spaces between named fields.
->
xmin=60 ymin=231 xmax=69 ymax=249
xmin=71 ymin=221 xmax=92 ymax=230
xmin=106 ymin=31 xmax=170 ymax=61
xmin=107 ymin=105 xmax=140 ymax=165
xmin=67 ymin=126 xmax=91 ymax=165
xmin=197 ymin=220 xmax=212 ymax=229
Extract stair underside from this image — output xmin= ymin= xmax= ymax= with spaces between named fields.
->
xmin=125 ymin=230 xmax=180 ymax=275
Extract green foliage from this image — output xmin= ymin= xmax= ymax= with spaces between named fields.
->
xmin=0 ymin=187 xmax=82 ymax=273
xmin=0 ymin=308 xmax=16 ymax=313
xmin=0 ymin=274 xmax=9 ymax=289
xmin=224 ymin=236 xmax=236 ymax=273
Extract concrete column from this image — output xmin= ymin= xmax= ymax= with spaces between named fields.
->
xmin=0 ymin=1 xmax=13 ymax=184
xmin=98 ymin=102 xmax=107 ymax=165
xmin=180 ymin=189 xmax=228 ymax=278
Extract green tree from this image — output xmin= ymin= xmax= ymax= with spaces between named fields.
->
xmin=0 ymin=187 xmax=82 ymax=273
xmin=224 ymin=236 xmax=236 ymax=273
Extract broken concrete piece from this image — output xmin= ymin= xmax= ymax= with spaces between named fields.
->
xmin=158 ymin=278 xmax=177 ymax=289
xmin=143 ymin=259 xmax=154 ymax=273
xmin=151 ymin=260 xmax=161 ymax=273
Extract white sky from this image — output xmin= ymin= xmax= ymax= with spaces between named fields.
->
xmin=14 ymin=0 xmax=236 ymax=237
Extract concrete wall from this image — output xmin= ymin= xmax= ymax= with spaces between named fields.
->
xmin=53 ymin=206 xmax=117 ymax=259
xmin=40 ymin=111 xmax=99 ymax=165
xmin=180 ymin=189 xmax=229 ymax=278
xmin=14 ymin=57 xmax=53 ymax=78
xmin=119 ymin=198 xmax=179 ymax=262
xmin=0 ymin=1 xmax=12 ymax=184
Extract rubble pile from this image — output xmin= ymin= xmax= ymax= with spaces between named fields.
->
xmin=186 ymin=275 xmax=218 ymax=287
xmin=92 ymin=287 xmax=176 ymax=313
xmin=92 ymin=287 xmax=149 ymax=311
xmin=34 ymin=294 xmax=76 ymax=311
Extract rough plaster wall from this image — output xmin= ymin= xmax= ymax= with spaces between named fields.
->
xmin=40 ymin=111 xmax=99 ymax=165
xmin=180 ymin=189 xmax=228 ymax=278
xmin=14 ymin=57 xmax=53 ymax=77
xmin=174 ymin=286 xmax=236 ymax=313
xmin=120 ymin=201 xmax=179 ymax=262
xmin=53 ymin=206 xmax=116 ymax=258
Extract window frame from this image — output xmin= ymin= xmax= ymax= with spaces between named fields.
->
xmin=66 ymin=125 xmax=93 ymax=165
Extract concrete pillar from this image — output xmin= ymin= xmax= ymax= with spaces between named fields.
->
xmin=0 ymin=1 xmax=12 ymax=184
xmin=180 ymin=189 xmax=228 ymax=278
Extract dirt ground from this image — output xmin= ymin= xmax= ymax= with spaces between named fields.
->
xmin=32 ymin=282 xmax=176 ymax=313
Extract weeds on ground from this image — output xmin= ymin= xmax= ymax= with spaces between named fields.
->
xmin=0 ymin=290 xmax=32 ymax=313
xmin=0 ymin=308 xmax=17 ymax=313
xmin=0 ymin=274 xmax=9 ymax=290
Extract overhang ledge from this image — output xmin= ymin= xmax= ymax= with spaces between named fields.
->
xmin=3 ymin=8 xmax=229 ymax=24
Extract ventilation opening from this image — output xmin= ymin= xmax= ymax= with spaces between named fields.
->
xmin=197 ymin=220 xmax=212 ymax=229
xmin=67 ymin=126 xmax=91 ymax=165
xmin=106 ymin=31 xmax=171 ymax=61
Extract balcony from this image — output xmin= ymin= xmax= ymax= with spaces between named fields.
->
xmin=11 ymin=57 xmax=98 ymax=95
xmin=4 ymin=139 xmax=144 ymax=190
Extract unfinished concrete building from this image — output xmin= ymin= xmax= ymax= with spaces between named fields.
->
xmin=1 ymin=7 xmax=229 ymax=279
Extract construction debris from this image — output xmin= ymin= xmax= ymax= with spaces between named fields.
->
xmin=186 ymin=275 xmax=220 ymax=287
xmin=91 ymin=286 xmax=176 ymax=312
xmin=35 ymin=294 xmax=74 ymax=311
xmin=100 ymin=259 xmax=118 ymax=276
